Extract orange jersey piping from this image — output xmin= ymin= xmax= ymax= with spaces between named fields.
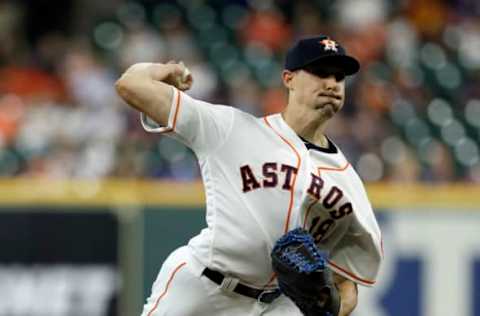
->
xmin=317 ymin=162 xmax=350 ymax=173
xmin=262 ymin=116 xmax=302 ymax=288
xmin=147 ymin=262 xmax=187 ymax=316
xmin=328 ymin=260 xmax=375 ymax=285
xmin=263 ymin=116 xmax=301 ymax=233
xmin=162 ymin=88 xmax=182 ymax=133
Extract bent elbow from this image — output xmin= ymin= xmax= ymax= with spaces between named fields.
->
xmin=114 ymin=75 xmax=147 ymax=114
xmin=114 ymin=70 xmax=171 ymax=123
xmin=115 ymin=75 xmax=145 ymax=108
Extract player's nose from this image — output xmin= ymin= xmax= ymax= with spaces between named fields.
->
xmin=322 ymin=76 xmax=338 ymax=90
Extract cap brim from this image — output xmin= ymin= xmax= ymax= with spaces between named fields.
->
xmin=306 ymin=55 xmax=360 ymax=76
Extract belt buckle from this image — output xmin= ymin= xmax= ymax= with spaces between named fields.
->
xmin=257 ymin=289 xmax=281 ymax=304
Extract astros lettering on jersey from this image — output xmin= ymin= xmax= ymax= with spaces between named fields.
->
xmin=141 ymin=87 xmax=383 ymax=288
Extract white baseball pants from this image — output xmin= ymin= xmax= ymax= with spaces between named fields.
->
xmin=140 ymin=246 xmax=302 ymax=316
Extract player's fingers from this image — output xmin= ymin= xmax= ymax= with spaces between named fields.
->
xmin=177 ymin=73 xmax=193 ymax=91
xmin=166 ymin=61 xmax=188 ymax=77
xmin=169 ymin=61 xmax=188 ymax=76
xmin=161 ymin=61 xmax=191 ymax=90
xmin=173 ymin=61 xmax=191 ymax=89
xmin=161 ymin=64 xmax=185 ymax=81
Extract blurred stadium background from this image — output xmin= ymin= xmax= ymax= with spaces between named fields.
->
xmin=0 ymin=0 xmax=479 ymax=315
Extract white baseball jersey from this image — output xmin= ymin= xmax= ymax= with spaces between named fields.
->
xmin=142 ymin=87 xmax=383 ymax=288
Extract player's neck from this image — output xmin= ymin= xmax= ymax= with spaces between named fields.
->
xmin=281 ymin=110 xmax=329 ymax=148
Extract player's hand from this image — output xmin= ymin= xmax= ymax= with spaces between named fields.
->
xmin=164 ymin=60 xmax=193 ymax=91
xmin=122 ymin=61 xmax=193 ymax=91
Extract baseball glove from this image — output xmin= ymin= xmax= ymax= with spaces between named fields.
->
xmin=271 ymin=228 xmax=341 ymax=316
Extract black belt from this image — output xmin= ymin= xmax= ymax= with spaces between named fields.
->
xmin=202 ymin=268 xmax=281 ymax=303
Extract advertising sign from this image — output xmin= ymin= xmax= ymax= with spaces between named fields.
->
xmin=0 ymin=209 xmax=119 ymax=316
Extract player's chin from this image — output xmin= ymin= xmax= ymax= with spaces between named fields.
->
xmin=314 ymin=103 xmax=340 ymax=116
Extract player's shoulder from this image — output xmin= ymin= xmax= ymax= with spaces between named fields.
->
xmin=209 ymin=100 xmax=269 ymax=126
xmin=183 ymin=91 xmax=277 ymax=132
xmin=186 ymin=92 xmax=257 ymax=117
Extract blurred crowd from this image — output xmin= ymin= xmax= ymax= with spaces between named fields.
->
xmin=0 ymin=0 xmax=480 ymax=183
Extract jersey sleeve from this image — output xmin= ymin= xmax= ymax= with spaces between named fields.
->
xmin=327 ymin=191 xmax=383 ymax=287
xmin=140 ymin=86 xmax=235 ymax=156
xmin=327 ymin=227 xmax=382 ymax=287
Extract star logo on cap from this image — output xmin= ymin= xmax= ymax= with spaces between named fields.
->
xmin=320 ymin=39 xmax=338 ymax=52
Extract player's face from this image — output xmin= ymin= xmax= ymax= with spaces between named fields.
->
xmin=284 ymin=65 xmax=346 ymax=121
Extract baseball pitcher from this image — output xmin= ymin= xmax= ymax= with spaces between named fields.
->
xmin=116 ymin=35 xmax=383 ymax=316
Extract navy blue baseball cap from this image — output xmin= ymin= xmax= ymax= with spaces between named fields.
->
xmin=285 ymin=35 xmax=360 ymax=76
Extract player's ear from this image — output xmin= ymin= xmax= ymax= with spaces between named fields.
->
xmin=282 ymin=70 xmax=295 ymax=90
